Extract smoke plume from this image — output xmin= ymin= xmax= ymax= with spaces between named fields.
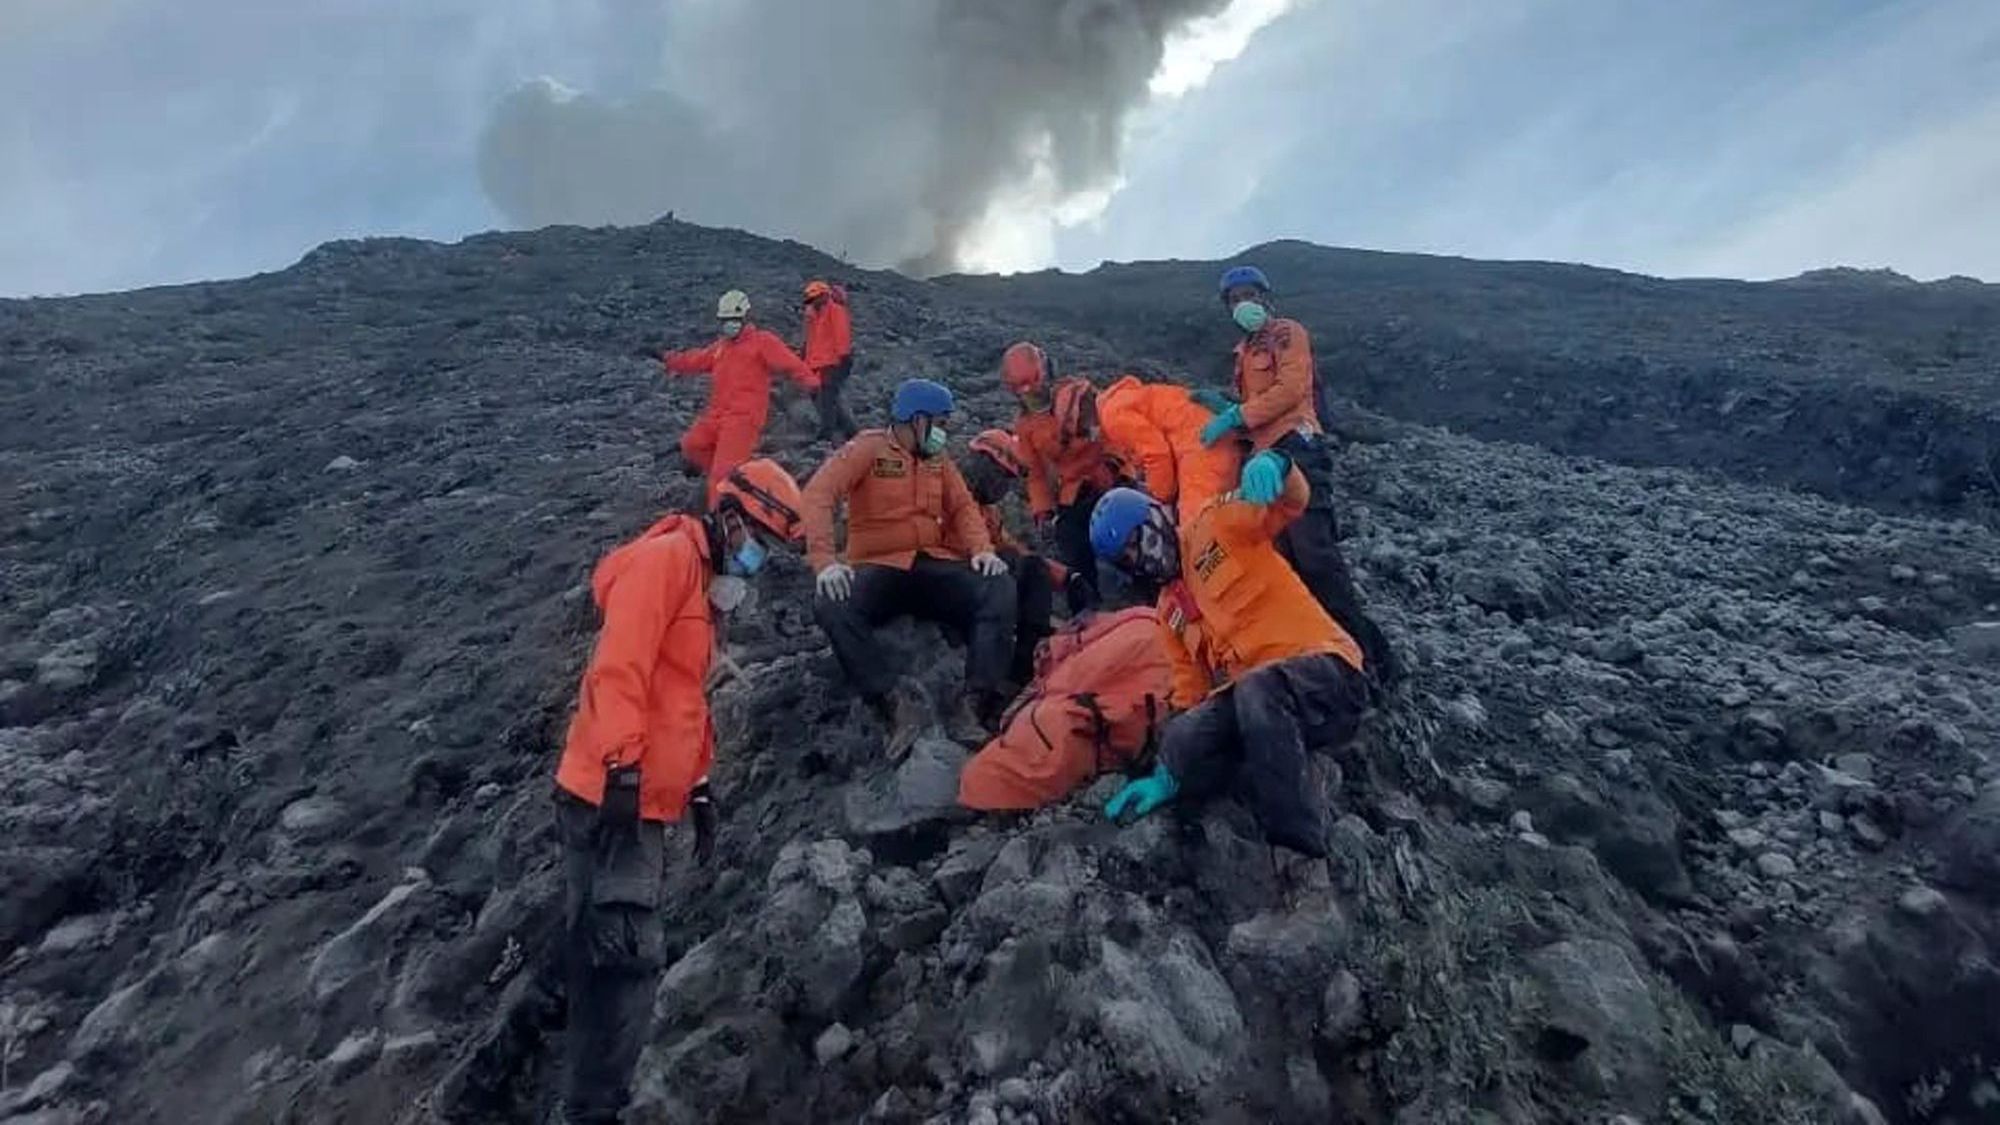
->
xmin=477 ymin=0 xmax=1232 ymax=274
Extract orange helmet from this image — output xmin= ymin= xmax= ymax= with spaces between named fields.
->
xmin=713 ymin=458 xmax=805 ymax=542
xmin=1053 ymin=377 xmax=1096 ymax=442
xmin=802 ymin=280 xmax=832 ymax=303
xmin=1000 ymin=341 xmax=1050 ymax=394
xmin=969 ymin=429 xmax=1026 ymax=478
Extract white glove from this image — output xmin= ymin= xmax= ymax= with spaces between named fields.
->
xmin=971 ymin=551 xmax=1008 ymax=578
xmin=816 ymin=562 xmax=855 ymax=601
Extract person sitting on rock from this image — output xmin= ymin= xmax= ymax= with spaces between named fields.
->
xmin=1195 ymin=264 xmax=1399 ymax=688
xmin=1066 ymin=372 xmax=1242 ymax=523
xmin=800 ymin=279 xmax=857 ymax=441
xmin=550 ymin=457 xmax=807 ymax=1124
xmin=804 ymin=378 xmax=1015 ymax=756
xmin=1087 ymin=473 xmax=1370 ymax=879
xmin=661 ymin=288 xmax=820 ymax=501
xmin=954 ymin=427 xmax=1088 ymax=684
xmin=1002 ymin=341 xmax=1118 ymax=609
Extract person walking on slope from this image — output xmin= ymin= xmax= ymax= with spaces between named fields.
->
xmin=1087 ymin=472 xmax=1370 ymax=877
xmin=956 ymin=428 xmax=1087 ymax=684
xmin=661 ymin=289 xmax=819 ymax=500
xmin=804 ymin=379 xmax=1015 ymax=755
xmin=1067 ymin=373 xmax=1242 ymax=523
xmin=1196 ymin=264 xmax=1399 ymax=687
xmin=801 ymin=279 xmax=858 ymax=441
xmin=550 ymin=458 xmax=807 ymax=1124
xmin=1002 ymin=341 xmax=1118 ymax=609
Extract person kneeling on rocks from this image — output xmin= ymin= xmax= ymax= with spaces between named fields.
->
xmin=957 ymin=428 xmax=1090 ymax=682
xmin=550 ymin=457 xmax=806 ymax=1124
xmin=803 ymin=378 xmax=1015 ymax=756
xmin=1088 ymin=471 xmax=1369 ymax=872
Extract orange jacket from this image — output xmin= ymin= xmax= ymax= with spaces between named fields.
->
xmin=555 ymin=515 xmax=716 ymax=821
xmin=802 ymin=299 xmax=852 ymax=369
xmin=804 ymin=429 xmax=991 ymax=572
xmin=1154 ymin=469 xmax=1362 ymax=709
xmin=1014 ymin=388 xmax=1116 ymax=517
xmin=1231 ymin=317 xmax=1321 ymax=450
xmin=1095 ymin=375 xmax=1243 ymax=520
xmin=663 ymin=325 xmax=819 ymax=425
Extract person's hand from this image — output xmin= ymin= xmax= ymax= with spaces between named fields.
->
xmin=1199 ymin=404 xmax=1244 ymax=447
xmin=1104 ymin=764 xmax=1179 ymax=823
xmin=596 ymin=763 xmax=642 ymax=849
xmin=971 ymin=551 xmax=1008 ymax=578
xmin=816 ymin=562 xmax=855 ymax=601
xmin=1239 ymin=450 xmax=1287 ymax=505
xmin=688 ymin=780 xmax=717 ymax=865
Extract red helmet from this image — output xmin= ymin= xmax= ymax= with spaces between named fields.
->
xmin=802 ymin=279 xmax=832 ymax=303
xmin=1053 ymin=377 xmax=1096 ymax=443
xmin=1000 ymin=342 xmax=1050 ymax=394
xmin=969 ymin=429 xmax=1026 ymax=478
xmin=712 ymin=458 xmax=805 ymax=542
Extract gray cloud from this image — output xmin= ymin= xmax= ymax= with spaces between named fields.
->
xmin=477 ymin=0 xmax=1231 ymax=274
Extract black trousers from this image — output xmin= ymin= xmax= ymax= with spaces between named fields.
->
xmin=1271 ymin=433 xmax=1397 ymax=684
xmin=999 ymin=548 xmax=1057 ymax=686
xmin=1052 ymin=483 xmax=1104 ymax=610
xmin=1159 ymin=654 xmax=1367 ymax=857
xmin=556 ymin=792 xmax=667 ymax=1124
xmin=814 ymin=555 xmax=1017 ymax=699
xmin=815 ymin=355 xmax=858 ymax=440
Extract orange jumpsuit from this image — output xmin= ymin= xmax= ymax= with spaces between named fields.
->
xmin=1231 ymin=317 xmax=1321 ymax=451
xmin=1013 ymin=377 xmax=1117 ymax=520
xmin=1095 ymin=374 xmax=1242 ymax=520
xmin=802 ymin=429 xmax=991 ymax=571
xmin=554 ymin=515 xmax=716 ymax=821
xmin=663 ymin=326 xmax=818 ymax=497
xmin=1155 ymin=467 xmax=1363 ymax=710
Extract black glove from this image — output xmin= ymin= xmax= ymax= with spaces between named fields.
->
xmin=599 ymin=764 xmax=642 ymax=833
xmin=689 ymin=781 xmax=717 ymax=865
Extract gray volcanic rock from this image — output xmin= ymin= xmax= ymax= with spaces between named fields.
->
xmin=4 ymin=218 xmax=2000 ymax=1123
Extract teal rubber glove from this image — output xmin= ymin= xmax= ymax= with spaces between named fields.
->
xmin=1104 ymin=763 xmax=1179 ymax=823
xmin=1239 ymin=450 xmax=1287 ymax=504
xmin=1199 ymin=404 xmax=1244 ymax=448
xmin=1190 ymin=387 xmax=1237 ymax=414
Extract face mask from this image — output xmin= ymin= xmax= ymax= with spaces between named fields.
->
xmin=720 ymin=320 xmax=744 ymax=339
xmin=1130 ymin=504 xmax=1181 ymax=582
xmin=727 ymin=536 xmax=768 ymax=577
xmin=919 ymin=424 xmax=949 ymax=459
xmin=1231 ymin=300 xmax=1269 ymax=334
xmin=708 ymin=574 xmax=752 ymax=612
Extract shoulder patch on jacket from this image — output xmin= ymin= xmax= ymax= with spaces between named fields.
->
xmin=872 ymin=454 xmax=908 ymax=478
xmin=1192 ymin=540 xmax=1229 ymax=581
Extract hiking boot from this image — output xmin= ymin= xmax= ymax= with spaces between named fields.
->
xmin=869 ymin=680 xmax=930 ymax=761
xmin=945 ymin=694 xmax=990 ymax=747
xmin=1272 ymin=848 xmax=1334 ymax=911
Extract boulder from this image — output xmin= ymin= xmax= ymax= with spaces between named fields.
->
xmin=1526 ymin=939 xmax=1666 ymax=1111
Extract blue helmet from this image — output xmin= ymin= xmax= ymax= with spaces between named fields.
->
xmin=1089 ymin=487 xmax=1155 ymax=560
xmin=1218 ymin=264 xmax=1271 ymax=298
xmin=891 ymin=378 xmax=955 ymax=422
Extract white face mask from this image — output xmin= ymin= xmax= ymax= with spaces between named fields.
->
xmin=708 ymin=574 xmax=753 ymax=613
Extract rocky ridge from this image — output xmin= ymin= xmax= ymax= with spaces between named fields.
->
xmin=1 ymin=220 xmax=1998 ymax=1123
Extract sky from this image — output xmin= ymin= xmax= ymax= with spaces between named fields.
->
xmin=1 ymin=0 xmax=1996 ymax=297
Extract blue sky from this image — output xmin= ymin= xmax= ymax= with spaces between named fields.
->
xmin=2 ymin=0 xmax=1995 ymax=296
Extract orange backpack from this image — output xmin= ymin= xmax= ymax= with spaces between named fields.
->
xmin=958 ymin=607 xmax=1173 ymax=811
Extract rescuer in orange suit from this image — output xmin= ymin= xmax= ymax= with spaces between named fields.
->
xmin=1002 ymin=342 xmax=1117 ymax=609
xmin=955 ymin=428 xmax=1086 ymax=684
xmin=1068 ymin=373 xmax=1241 ymax=523
xmin=661 ymin=289 xmax=819 ymax=499
xmin=1089 ymin=464 xmax=1369 ymax=887
xmin=804 ymin=379 xmax=1015 ymax=755
xmin=800 ymin=279 xmax=857 ymax=440
xmin=550 ymin=458 xmax=806 ymax=1124
xmin=1197 ymin=264 xmax=1398 ymax=688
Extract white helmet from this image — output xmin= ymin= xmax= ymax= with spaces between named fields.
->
xmin=716 ymin=290 xmax=751 ymax=319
